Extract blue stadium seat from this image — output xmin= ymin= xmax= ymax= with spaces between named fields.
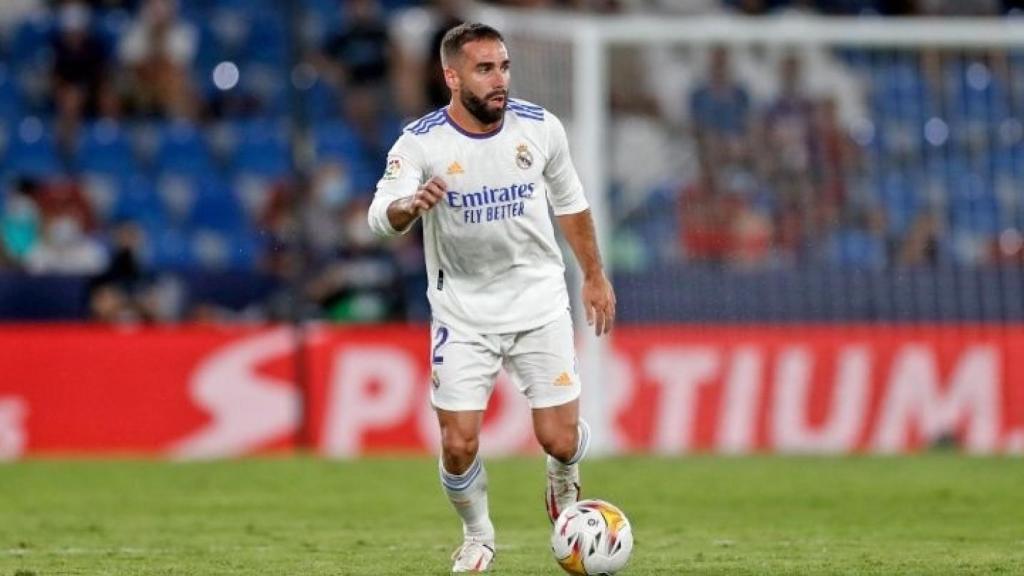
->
xmin=231 ymin=119 xmax=291 ymax=177
xmin=148 ymin=223 xmax=196 ymax=270
xmin=825 ymin=229 xmax=887 ymax=269
xmin=77 ymin=120 xmax=137 ymax=175
xmin=879 ymin=170 xmax=921 ymax=237
xmin=871 ymin=57 xmax=931 ymax=123
xmin=190 ymin=226 xmax=261 ymax=270
xmin=246 ymin=13 xmax=287 ymax=66
xmin=156 ymin=174 xmax=200 ymax=226
xmin=305 ymin=77 xmax=340 ymax=122
xmin=305 ymin=0 xmax=342 ymax=19
xmin=948 ymin=170 xmax=999 ymax=235
xmin=6 ymin=118 xmax=61 ymax=178
xmin=112 ymin=174 xmax=162 ymax=227
xmin=154 ymin=121 xmax=215 ymax=176
xmin=0 ymin=65 xmax=21 ymax=124
xmin=189 ymin=177 xmax=245 ymax=232
xmin=314 ymin=119 xmax=364 ymax=164
xmin=9 ymin=14 xmax=54 ymax=64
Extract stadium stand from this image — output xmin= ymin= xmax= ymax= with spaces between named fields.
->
xmin=1 ymin=0 xmax=1022 ymax=322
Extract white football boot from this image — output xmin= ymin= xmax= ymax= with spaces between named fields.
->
xmin=451 ymin=538 xmax=495 ymax=573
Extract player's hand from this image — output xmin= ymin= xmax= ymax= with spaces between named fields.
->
xmin=407 ymin=176 xmax=447 ymax=216
xmin=582 ymin=272 xmax=616 ymax=336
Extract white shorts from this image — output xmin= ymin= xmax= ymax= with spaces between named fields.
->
xmin=429 ymin=311 xmax=581 ymax=411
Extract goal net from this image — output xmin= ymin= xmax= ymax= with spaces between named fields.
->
xmin=471 ymin=7 xmax=1024 ymax=453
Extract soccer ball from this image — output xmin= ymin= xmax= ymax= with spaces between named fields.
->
xmin=551 ymin=499 xmax=633 ymax=575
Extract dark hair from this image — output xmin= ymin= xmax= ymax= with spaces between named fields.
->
xmin=440 ymin=22 xmax=504 ymax=67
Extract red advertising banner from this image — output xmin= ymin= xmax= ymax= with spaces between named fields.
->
xmin=0 ymin=324 xmax=1021 ymax=458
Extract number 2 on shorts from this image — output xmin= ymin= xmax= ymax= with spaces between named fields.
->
xmin=432 ymin=326 xmax=449 ymax=365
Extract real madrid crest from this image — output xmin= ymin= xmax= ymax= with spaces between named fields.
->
xmin=515 ymin=143 xmax=533 ymax=170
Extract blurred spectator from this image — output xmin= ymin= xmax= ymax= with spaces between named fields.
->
xmin=87 ymin=220 xmax=159 ymax=322
xmin=0 ymin=0 xmax=42 ymax=38
xmin=898 ymin=210 xmax=943 ymax=265
xmin=304 ymin=161 xmax=355 ymax=256
xmin=760 ymin=54 xmax=816 ymax=237
xmin=117 ymin=0 xmax=199 ymax=119
xmin=320 ymin=0 xmax=392 ymax=97
xmin=0 ymin=178 xmax=42 ymax=267
xmin=305 ymin=198 xmax=406 ymax=322
xmin=51 ymin=2 xmax=118 ymax=153
xmin=678 ymin=170 xmax=728 ymax=262
xmin=316 ymin=0 xmax=400 ymax=178
xmin=391 ymin=0 xmax=463 ymax=117
xmin=721 ymin=171 xmax=774 ymax=267
xmin=690 ymin=47 xmax=752 ymax=169
xmin=34 ymin=179 xmax=97 ymax=233
xmin=423 ymin=0 xmax=464 ymax=111
xmin=678 ymin=167 xmax=774 ymax=266
xmin=24 ymin=214 xmax=108 ymax=275
xmin=810 ymin=97 xmax=856 ymax=211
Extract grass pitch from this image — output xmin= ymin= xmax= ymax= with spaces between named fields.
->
xmin=1 ymin=456 xmax=1022 ymax=575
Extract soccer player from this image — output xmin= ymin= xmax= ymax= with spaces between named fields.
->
xmin=367 ymin=22 xmax=615 ymax=573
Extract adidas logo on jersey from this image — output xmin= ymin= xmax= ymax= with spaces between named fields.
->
xmin=553 ymin=372 xmax=573 ymax=386
xmin=447 ymin=161 xmax=464 ymax=175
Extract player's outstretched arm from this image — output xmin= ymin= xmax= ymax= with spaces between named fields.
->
xmin=556 ymin=209 xmax=616 ymax=336
xmin=385 ymin=176 xmax=448 ymax=232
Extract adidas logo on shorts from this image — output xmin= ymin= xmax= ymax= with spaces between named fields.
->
xmin=553 ymin=372 xmax=572 ymax=386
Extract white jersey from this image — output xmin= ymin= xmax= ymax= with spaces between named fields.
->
xmin=368 ymin=99 xmax=588 ymax=334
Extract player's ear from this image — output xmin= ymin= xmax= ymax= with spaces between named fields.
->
xmin=443 ymin=66 xmax=459 ymax=92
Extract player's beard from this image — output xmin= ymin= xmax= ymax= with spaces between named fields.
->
xmin=462 ymin=89 xmax=507 ymax=126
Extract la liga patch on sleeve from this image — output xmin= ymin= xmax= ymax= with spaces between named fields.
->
xmin=383 ymin=157 xmax=402 ymax=180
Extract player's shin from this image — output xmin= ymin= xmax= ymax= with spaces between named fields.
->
xmin=545 ymin=418 xmax=589 ymax=522
xmin=439 ymin=457 xmax=495 ymax=543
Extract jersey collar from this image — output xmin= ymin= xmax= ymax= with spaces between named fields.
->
xmin=444 ymin=107 xmax=505 ymax=140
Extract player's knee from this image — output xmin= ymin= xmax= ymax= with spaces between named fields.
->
xmin=441 ymin=433 xmax=479 ymax=467
xmin=540 ymin=430 xmax=578 ymax=463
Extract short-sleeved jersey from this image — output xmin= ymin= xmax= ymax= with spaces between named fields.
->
xmin=368 ymin=99 xmax=588 ymax=334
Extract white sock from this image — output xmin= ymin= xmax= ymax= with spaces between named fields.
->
xmin=547 ymin=418 xmax=591 ymax=475
xmin=439 ymin=457 xmax=494 ymax=542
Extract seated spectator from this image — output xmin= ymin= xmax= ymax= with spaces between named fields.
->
xmin=304 ymin=161 xmax=355 ymax=256
xmin=0 ymin=178 xmax=42 ymax=268
xmin=898 ymin=211 xmax=944 ymax=266
xmin=24 ymin=214 xmax=108 ymax=275
xmin=305 ymin=198 xmax=406 ymax=323
xmin=118 ymin=0 xmax=199 ymax=119
xmin=88 ymin=220 xmax=164 ymax=323
xmin=678 ymin=169 xmax=729 ymax=262
xmin=33 ymin=178 xmax=97 ymax=234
